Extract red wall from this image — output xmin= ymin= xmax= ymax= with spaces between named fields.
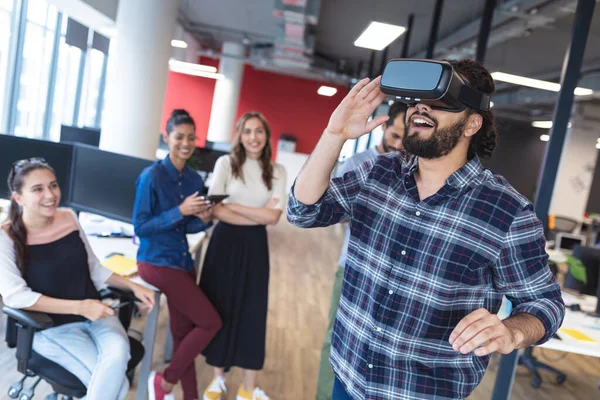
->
xmin=161 ymin=57 xmax=348 ymax=155
xmin=160 ymin=58 xmax=218 ymax=145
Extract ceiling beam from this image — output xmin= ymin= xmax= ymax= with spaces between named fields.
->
xmin=410 ymin=0 xmax=577 ymax=59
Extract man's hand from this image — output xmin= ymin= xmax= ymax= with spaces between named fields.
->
xmin=325 ymin=76 xmax=389 ymax=140
xmin=449 ymin=308 xmax=517 ymax=357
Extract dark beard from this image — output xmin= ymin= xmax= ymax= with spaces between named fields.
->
xmin=403 ymin=113 xmax=468 ymax=159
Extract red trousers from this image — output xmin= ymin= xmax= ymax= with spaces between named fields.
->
xmin=138 ymin=262 xmax=221 ymax=399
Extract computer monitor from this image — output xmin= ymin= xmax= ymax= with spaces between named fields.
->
xmin=555 ymin=232 xmax=586 ymax=254
xmin=596 ymin=273 xmax=600 ymax=315
xmin=205 ymin=141 xmax=231 ymax=153
xmin=60 ymin=125 xmax=101 ymax=147
xmin=0 ymin=134 xmax=73 ymax=205
xmin=68 ymin=144 xmax=153 ymax=223
xmin=186 ymin=147 xmax=228 ymax=173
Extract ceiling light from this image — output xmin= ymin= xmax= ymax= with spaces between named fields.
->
xmin=574 ymin=87 xmax=594 ymax=96
xmin=171 ymin=40 xmax=188 ymax=49
xmin=490 ymin=101 xmax=494 ymax=108
xmin=492 ymin=72 xmax=593 ymax=96
xmin=169 ymin=66 xmax=223 ymax=80
xmin=318 ymin=86 xmax=337 ymax=96
xmin=596 ymin=143 xmax=600 ymax=150
xmin=168 ymin=59 xmax=217 ymax=73
xmin=532 ymin=121 xmax=553 ymax=129
xmin=540 ymin=134 xmax=550 ymax=142
xmin=168 ymin=60 xmax=222 ymax=79
xmin=531 ymin=121 xmax=572 ymax=129
xmin=354 ymin=21 xmax=406 ymax=51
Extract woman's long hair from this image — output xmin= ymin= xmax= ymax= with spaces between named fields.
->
xmin=5 ymin=159 xmax=55 ymax=275
xmin=230 ymin=112 xmax=274 ymax=190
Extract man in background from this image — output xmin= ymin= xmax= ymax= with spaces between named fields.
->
xmin=315 ymin=101 xmax=407 ymax=400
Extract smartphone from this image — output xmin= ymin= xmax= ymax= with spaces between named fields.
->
xmin=207 ymin=194 xmax=229 ymax=204
xmin=110 ymin=302 xmax=130 ymax=310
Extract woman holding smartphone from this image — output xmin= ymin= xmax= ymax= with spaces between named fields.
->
xmin=133 ymin=109 xmax=222 ymax=400
xmin=201 ymin=111 xmax=287 ymax=400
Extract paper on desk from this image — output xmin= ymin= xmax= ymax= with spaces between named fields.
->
xmin=561 ymin=291 xmax=581 ymax=306
xmin=583 ymin=316 xmax=600 ymax=330
xmin=102 ymin=254 xmax=138 ymax=277
xmin=560 ymin=328 xmax=596 ymax=342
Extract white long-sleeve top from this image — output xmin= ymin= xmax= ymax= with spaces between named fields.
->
xmin=0 ymin=208 xmax=112 ymax=309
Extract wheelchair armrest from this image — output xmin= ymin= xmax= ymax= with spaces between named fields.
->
xmin=2 ymin=306 xmax=53 ymax=330
xmin=2 ymin=306 xmax=54 ymax=375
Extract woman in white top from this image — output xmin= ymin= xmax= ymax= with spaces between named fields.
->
xmin=200 ymin=112 xmax=287 ymax=400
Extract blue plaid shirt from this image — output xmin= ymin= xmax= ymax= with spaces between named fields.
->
xmin=287 ymin=152 xmax=564 ymax=400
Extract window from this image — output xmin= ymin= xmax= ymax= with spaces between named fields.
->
xmin=13 ymin=0 xmax=57 ymax=138
xmin=48 ymin=37 xmax=81 ymax=141
xmin=78 ymin=48 xmax=105 ymax=128
xmin=0 ymin=0 xmax=16 ymax=131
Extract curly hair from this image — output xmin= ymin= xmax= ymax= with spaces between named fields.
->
xmin=446 ymin=59 xmax=497 ymax=159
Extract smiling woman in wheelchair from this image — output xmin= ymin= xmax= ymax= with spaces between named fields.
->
xmin=0 ymin=158 xmax=156 ymax=400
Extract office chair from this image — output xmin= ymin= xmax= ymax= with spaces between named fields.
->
xmin=518 ymin=261 xmax=567 ymax=388
xmin=3 ymin=286 xmax=144 ymax=400
xmin=564 ymin=246 xmax=600 ymax=296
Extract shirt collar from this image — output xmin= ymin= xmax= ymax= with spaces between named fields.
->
xmin=406 ymin=154 xmax=483 ymax=190
xmin=161 ymin=155 xmax=185 ymax=181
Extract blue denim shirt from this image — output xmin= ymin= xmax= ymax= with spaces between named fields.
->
xmin=133 ymin=156 xmax=212 ymax=271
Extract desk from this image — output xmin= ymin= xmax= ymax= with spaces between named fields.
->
xmin=540 ymin=291 xmax=600 ymax=358
xmin=86 ymin=232 xmax=206 ymax=400
xmin=492 ymin=291 xmax=600 ymax=399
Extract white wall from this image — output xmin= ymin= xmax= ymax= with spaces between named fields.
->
xmin=276 ymin=150 xmax=309 ymax=195
xmin=550 ymin=105 xmax=600 ymax=222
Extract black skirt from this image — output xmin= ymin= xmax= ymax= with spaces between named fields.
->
xmin=199 ymin=222 xmax=270 ymax=371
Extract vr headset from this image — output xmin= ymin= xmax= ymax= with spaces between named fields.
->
xmin=380 ymin=59 xmax=491 ymax=112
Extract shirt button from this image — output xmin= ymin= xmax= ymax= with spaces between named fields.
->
xmin=178 ymin=182 xmax=182 ymax=186
xmin=180 ymin=194 xmax=184 ymax=199
xmin=181 ymin=240 xmax=185 ymax=244
xmin=377 ymin=327 xmax=382 ymax=332
xmin=368 ymin=364 xmax=373 ymax=369
xmin=401 ymin=250 xmax=406 ymax=256
xmin=182 ymin=252 xmax=186 ymax=256
xmin=176 ymin=228 xmax=179 ymax=232
xmin=389 ymin=290 xmax=393 ymax=295
xmin=415 ymin=211 xmax=421 ymax=216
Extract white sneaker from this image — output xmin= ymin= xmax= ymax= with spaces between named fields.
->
xmin=203 ymin=376 xmax=227 ymax=400
xmin=236 ymin=385 xmax=271 ymax=400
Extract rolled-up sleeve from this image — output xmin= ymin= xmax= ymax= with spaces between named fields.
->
xmin=0 ymin=232 xmax=42 ymax=309
xmin=286 ymin=157 xmax=376 ymax=229
xmin=494 ymin=206 xmax=565 ymax=344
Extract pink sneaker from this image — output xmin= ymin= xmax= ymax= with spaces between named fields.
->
xmin=148 ymin=371 xmax=175 ymax=400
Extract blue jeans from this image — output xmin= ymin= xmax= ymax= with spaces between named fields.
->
xmin=32 ymin=315 xmax=131 ymax=400
xmin=332 ymin=377 xmax=354 ymax=400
